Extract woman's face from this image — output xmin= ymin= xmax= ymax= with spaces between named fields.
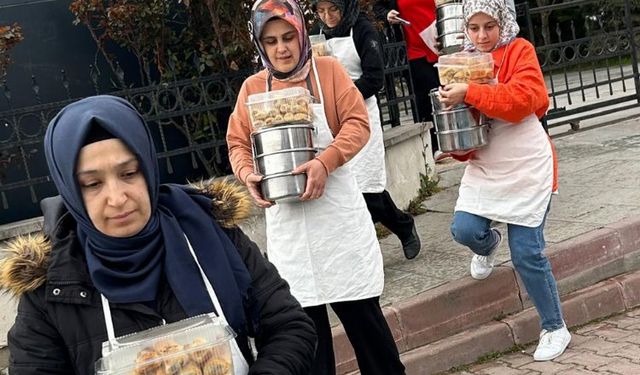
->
xmin=316 ymin=1 xmax=342 ymax=28
xmin=260 ymin=18 xmax=301 ymax=73
xmin=467 ymin=12 xmax=500 ymax=52
xmin=76 ymin=138 xmax=151 ymax=238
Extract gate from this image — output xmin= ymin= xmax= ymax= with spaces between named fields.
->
xmin=517 ymin=0 xmax=640 ymax=130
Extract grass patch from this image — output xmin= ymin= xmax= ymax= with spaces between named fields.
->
xmin=407 ymin=168 xmax=442 ymax=216
xmin=435 ymin=344 xmax=527 ymax=374
xmin=493 ymin=313 xmax=507 ymax=321
xmin=375 ymin=223 xmax=392 ymax=239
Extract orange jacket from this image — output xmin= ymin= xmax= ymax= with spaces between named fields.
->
xmin=466 ymin=37 xmax=549 ymax=123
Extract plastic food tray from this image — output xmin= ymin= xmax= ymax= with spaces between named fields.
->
xmin=436 ymin=52 xmax=495 ymax=84
xmin=246 ymin=87 xmax=315 ymax=130
xmin=96 ymin=314 xmax=235 ymax=375
xmin=310 ymin=34 xmax=331 ymax=57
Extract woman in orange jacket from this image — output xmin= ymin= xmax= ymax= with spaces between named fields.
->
xmin=439 ymin=0 xmax=570 ymax=362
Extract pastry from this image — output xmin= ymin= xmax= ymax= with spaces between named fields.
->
xmin=201 ymin=357 xmax=232 ymax=375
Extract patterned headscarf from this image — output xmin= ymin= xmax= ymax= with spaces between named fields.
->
xmin=311 ymin=0 xmax=360 ymax=38
xmin=462 ymin=0 xmax=519 ymax=51
xmin=250 ymin=0 xmax=312 ymax=81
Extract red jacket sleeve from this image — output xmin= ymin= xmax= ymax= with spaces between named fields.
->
xmin=465 ymin=39 xmax=549 ymax=124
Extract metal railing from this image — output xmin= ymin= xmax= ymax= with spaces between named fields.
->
xmin=517 ymin=0 xmax=640 ymax=129
xmin=0 ymin=68 xmax=251 ymax=224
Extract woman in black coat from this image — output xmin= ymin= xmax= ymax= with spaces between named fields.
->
xmin=0 ymin=95 xmax=316 ymax=375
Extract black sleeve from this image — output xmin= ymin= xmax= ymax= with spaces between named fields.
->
xmin=353 ymin=17 xmax=385 ymax=100
xmin=224 ymin=226 xmax=316 ymax=375
xmin=373 ymin=0 xmax=392 ymax=22
xmin=8 ymin=291 xmax=73 ymax=375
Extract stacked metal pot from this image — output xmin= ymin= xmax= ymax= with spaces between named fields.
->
xmin=430 ymin=88 xmax=489 ymax=152
xmin=247 ymin=87 xmax=316 ymax=202
xmin=432 ymin=0 xmax=491 ymax=153
xmin=435 ymin=0 xmax=464 ymax=54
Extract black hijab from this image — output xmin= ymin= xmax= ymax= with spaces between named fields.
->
xmin=44 ymin=95 xmax=252 ymax=333
xmin=312 ymin=0 xmax=360 ymax=38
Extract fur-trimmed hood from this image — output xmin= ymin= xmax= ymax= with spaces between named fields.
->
xmin=0 ymin=178 xmax=252 ymax=298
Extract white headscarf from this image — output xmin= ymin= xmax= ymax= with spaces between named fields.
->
xmin=462 ymin=0 xmax=519 ymax=51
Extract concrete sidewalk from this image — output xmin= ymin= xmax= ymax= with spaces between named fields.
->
xmin=332 ymin=117 xmax=640 ymax=374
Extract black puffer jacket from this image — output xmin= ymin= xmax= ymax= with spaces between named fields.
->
xmin=0 ymin=180 xmax=316 ymax=375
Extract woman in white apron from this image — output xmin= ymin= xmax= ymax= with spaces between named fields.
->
xmin=438 ymin=0 xmax=571 ymax=362
xmin=226 ymin=1 xmax=404 ymax=374
xmin=1 ymin=95 xmax=316 ymax=374
xmin=311 ymin=0 xmax=421 ymax=260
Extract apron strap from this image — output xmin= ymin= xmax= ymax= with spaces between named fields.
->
xmin=311 ymin=58 xmax=324 ymax=106
xmin=266 ymin=72 xmax=314 ymax=93
xmin=99 ymin=233 xmax=228 ymax=345
xmin=100 ymin=294 xmax=117 ymax=346
xmin=182 ymin=234 xmax=229 ymax=326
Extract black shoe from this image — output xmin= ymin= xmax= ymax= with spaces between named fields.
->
xmin=401 ymin=225 xmax=421 ymax=260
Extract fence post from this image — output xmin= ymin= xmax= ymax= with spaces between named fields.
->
xmin=624 ymin=0 xmax=640 ymax=103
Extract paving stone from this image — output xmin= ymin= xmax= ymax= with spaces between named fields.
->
xmin=605 ymin=344 xmax=640 ymax=364
xmin=605 ymin=314 xmax=639 ymax=329
xmin=602 ymin=359 xmax=640 ymax=375
xmin=473 ymin=363 xmax=529 ymax=375
xmin=521 ymin=360 xmax=576 ymax=373
xmin=497 ymin=352 xmax=536 ymax=368
xmin=559 ymin=351 xmax=615 ymax=370
xmin=565 ymin=333 xmax=598 ymax=348
xmin=573 ymin=336 xmax=624 ymax=356
xmin=586 ymin=325 xmax=635 ymax=341
xmin=559 ymin=368 xmax=613 ymax=375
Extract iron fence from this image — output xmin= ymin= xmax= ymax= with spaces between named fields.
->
xmin=517 ymin=0 xmax=640 ymax=129
xmin=0 ymin=68 xmax=252 ymax=224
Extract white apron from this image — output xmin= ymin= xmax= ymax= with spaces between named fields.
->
xmin=264 ymin=58 xmax=384 ymax=307
xmin=324 ymin=29 xmax=386 ymax=193
xmin=100 ymin=235 xmax=250 ymax=375
xmin=454 ymin=114 xmax=554 ymax=227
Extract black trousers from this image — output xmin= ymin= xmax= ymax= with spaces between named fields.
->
xmin=409 ymin=57 xmax=441 ymax=153
xmin=363 ymin=190 xmax=415 ymax=242
xmin=304 ymin=297 xmax=405 ymax=375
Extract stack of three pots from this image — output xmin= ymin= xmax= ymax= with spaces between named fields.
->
xmin=432 ymin=0 xmax=490 ymax=154
xmin=247 ymin=87 xmax=317 ymax=202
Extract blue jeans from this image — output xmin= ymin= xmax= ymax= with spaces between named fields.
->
xmin=450 ymin=207 xmax=564 ymax=331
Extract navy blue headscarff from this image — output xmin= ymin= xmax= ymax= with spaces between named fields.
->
xmin=44 ymin=95 xmax=252 ymax=333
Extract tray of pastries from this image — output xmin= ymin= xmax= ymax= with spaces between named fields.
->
xmin=246 ymin=87 xmax=315 ymax=130
xmin=435 ymin=51 xmax=495 ymax=85
xmin=96 ymin=314 xmax=235 ymax=375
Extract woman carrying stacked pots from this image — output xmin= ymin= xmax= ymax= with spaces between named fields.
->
xmin=310 ymin=0 xmax=421 ymax=260
xmin=438 ymin=0 xmax=571 ymax=362
xmin=227 ymin=0 xmax=405 ymax=374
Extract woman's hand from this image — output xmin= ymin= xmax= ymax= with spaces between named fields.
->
xmin=292 ymin=159 xmax=327 ymax=201
xmin=245 ymin=172 xmax=274 ymax=208
xmin=439 ymin=83 xmax=469 ymax=109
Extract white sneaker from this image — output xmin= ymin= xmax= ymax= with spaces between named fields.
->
xmin=470 ymin=228 xmax=502 ymax=280
xmin=533 ymin=325 xmax=571 ymax=361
